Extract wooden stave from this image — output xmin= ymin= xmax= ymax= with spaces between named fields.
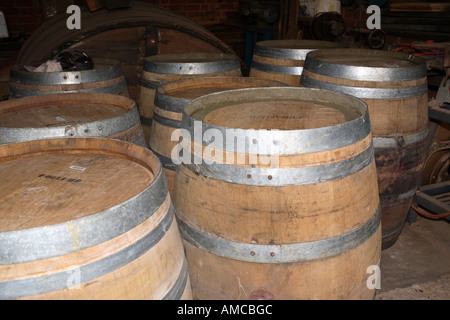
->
xmin=0 ymin=93 xmax=146 ymax=147
xmin=173 ymin=87 xmax=381 ymax=300
xmin=300 ymin=48 xmax=429 ymax=249
xmin=150 ymin=77 xmax=287 ymax=196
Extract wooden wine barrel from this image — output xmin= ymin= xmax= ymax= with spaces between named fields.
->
xmin=150 ymin=77 xmax=286 ymax=196
xmin=139 ymin=53 xmax=242 ymax=144
xmin=9 ymin=59 xmax=129 ymax=98
xmin=421 ymin=120 xmax=450 ymax=186
xmin=301 ymin=48 xmax=429 ymax=249
xmin=0 ymin=93 xmax=145 ymax=147
xmin=173 ymin=87 xmax=381 ymax=300
xmin=249 ymin=40 xmax=340 ymax=86
xmin=16 ymin=3 xmax=238 ymax=102
xmin=0 ymin=138 xmax=192 ymax=300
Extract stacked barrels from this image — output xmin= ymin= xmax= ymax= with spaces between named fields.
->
xmin=1 ymin=35 xmax=428 ymax=301
xmin=9 ymin=59 xmax=129 ymax=99
xmin=138 ymin=53 xmax=242 ymax=144
xmin=300 ymin=49 xmax=429 ymax=249
xmin=0 ymin=55 xmax=193 ymax=300
xmin=149 ymin=77 xmax=286 ymax=196
xmin=249 ymin=40 xmax=340 ymax=86
xmin=0 ymin=138 xmax=191 ymax=300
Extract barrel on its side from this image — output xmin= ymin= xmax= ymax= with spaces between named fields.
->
xmin=0 ymin=138 xmax=191 ymax=300
xmin=9 ymin=59 xmax=129 ymax=99
xmin=0 ymin=93 xmax=146 ymax=147
xmin=150 ymin=77 xmax=287 ymax=195
xmin=173 ymin=87 xmax=381 ymax=300
xmin=249 ymin=40 xmax=340 ymax=86
xmin=301 ymin=48 xmax=429 ymax=249
xmin=138 ymin=53 xmax=242 ymax=144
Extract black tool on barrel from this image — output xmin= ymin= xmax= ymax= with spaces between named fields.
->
xmin=56 ymin=51 xmax=94 ymax=71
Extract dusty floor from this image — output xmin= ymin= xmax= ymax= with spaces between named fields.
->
xmin=374 ymin=212 xmax=450 ymax=300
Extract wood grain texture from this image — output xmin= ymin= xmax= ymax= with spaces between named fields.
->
xmin=0 ymin=93 xmax=145 ymax=146
xmin=150 ymin=77 xmax=286 ymax=195
xmin=0 ymin=138 xmax=191 ymax=300
xmin=172 ymin=88 xmax=380 ymax=299
xmin=139 ymin=68 xmax=241 ymax=144
xmin=301 ymin=51 xmax=429 ymax=248
xmin=249 ymin=40 xmax=340 ymax=86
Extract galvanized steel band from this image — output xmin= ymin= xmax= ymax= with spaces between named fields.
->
xmin=373 ymin=129 xmax=428 ymax=149
xmin=182 ymin=88 xmax=371 ymax=155
xmin=8 ymin=80 xmax=128 ymax=99
xmin=0 ymin=206 xmax=180 ymax=300
xmin=0 ymin=106 xmax=141 ymax=144
xmin=0 ymin=167 xmax=168 ymax=264
xmin=251 ymin=61 xmax=303 ymax=75
xmin=155 ymin=91 xmax=189 ymax=113
xmin=143 ymin=54 xmax=240 ymax=75
xmin=303 ymin=49 xmax=427 ymax=82
xmin=177 ymin=207 xmax=381 ymax=263
xmin=10 ymin=59 xmax=124 ymax=85
xmin=162 ymin=258 xmax=189 ymax=300
xmin=253 ymin=45 xmax=313 ymax=60
xmin=380 ymin=187 xmax=418 ymax=207
xmin=300 ymin=76 xmax=428 ymax=99
xmin=133 ymin=132 xmax=148 ymax=148
xmin=182 ymin=115 xmax=371 ymax=156
xmin=140 ymin=78 xmax=163 ymax=90
xmin=153 ymin=112 xmax=182 ymax=129
xmin=151 ymin=148 xmax=177 ymax=171
xmin=140 ymin=115 xmax=153 ymax=127
xmin=382 ymin=222 xmax=405 ymax=239
xmin=184 ymin=145 xmax=374 ymax=186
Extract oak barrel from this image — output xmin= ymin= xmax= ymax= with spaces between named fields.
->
xmin=249 ymin=40 xmax=340 ymax=86
xmin=173 ymin=87 xmax=381 ymax=300
xmin=150 ymin=76 xmax=286 ymax=196
xmin=0 ymin=138 xmax=192 ymax=300
xmin=9 ymin=59 xmax=129 ymax=99
xmin=139 ymin=52 xmax=242 ymax=144
xmin=301 ymin=48 xmax=429 ymax=249
xmin=0 ymin=93 xmax=146 ymax=147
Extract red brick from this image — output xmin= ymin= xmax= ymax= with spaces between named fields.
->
xmin=183 ymin=4 xmax=201 ymax=11
xmin=1 ymin=0 xmax=16 ymax=8
xmin=16 ymin=0 xmax=39 ymax=7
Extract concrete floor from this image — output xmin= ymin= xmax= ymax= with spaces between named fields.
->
xmin=374 ymin=213 xmax=450 ymax=300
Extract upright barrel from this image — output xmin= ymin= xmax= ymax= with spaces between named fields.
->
xmin=301 ymin=49 xmax=429 ymax=249
xmin=9 ymin=59 xmax=129 ymax=99
xmin=173 ymin=87 xmax=381 ymax=300
xmin=138 ymin=53 xmax=242 ymax=144
xmin=249 ymin=40 xmax=340 ymax=86
xmin=150 ymin=77 xmax=286 ymax=195
xmin=0 ymin=138 xmax=192 ymax=300
xmin=0 ymin=93 xmax=146 ymax=147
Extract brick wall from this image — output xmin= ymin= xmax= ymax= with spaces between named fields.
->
xmin=1 ymin=0 xmax=43 ymax=38
xmin=1 ymin=0 xmax=240 ymax=38
xmin=148 ymin=0 xmax=240 ymax=26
